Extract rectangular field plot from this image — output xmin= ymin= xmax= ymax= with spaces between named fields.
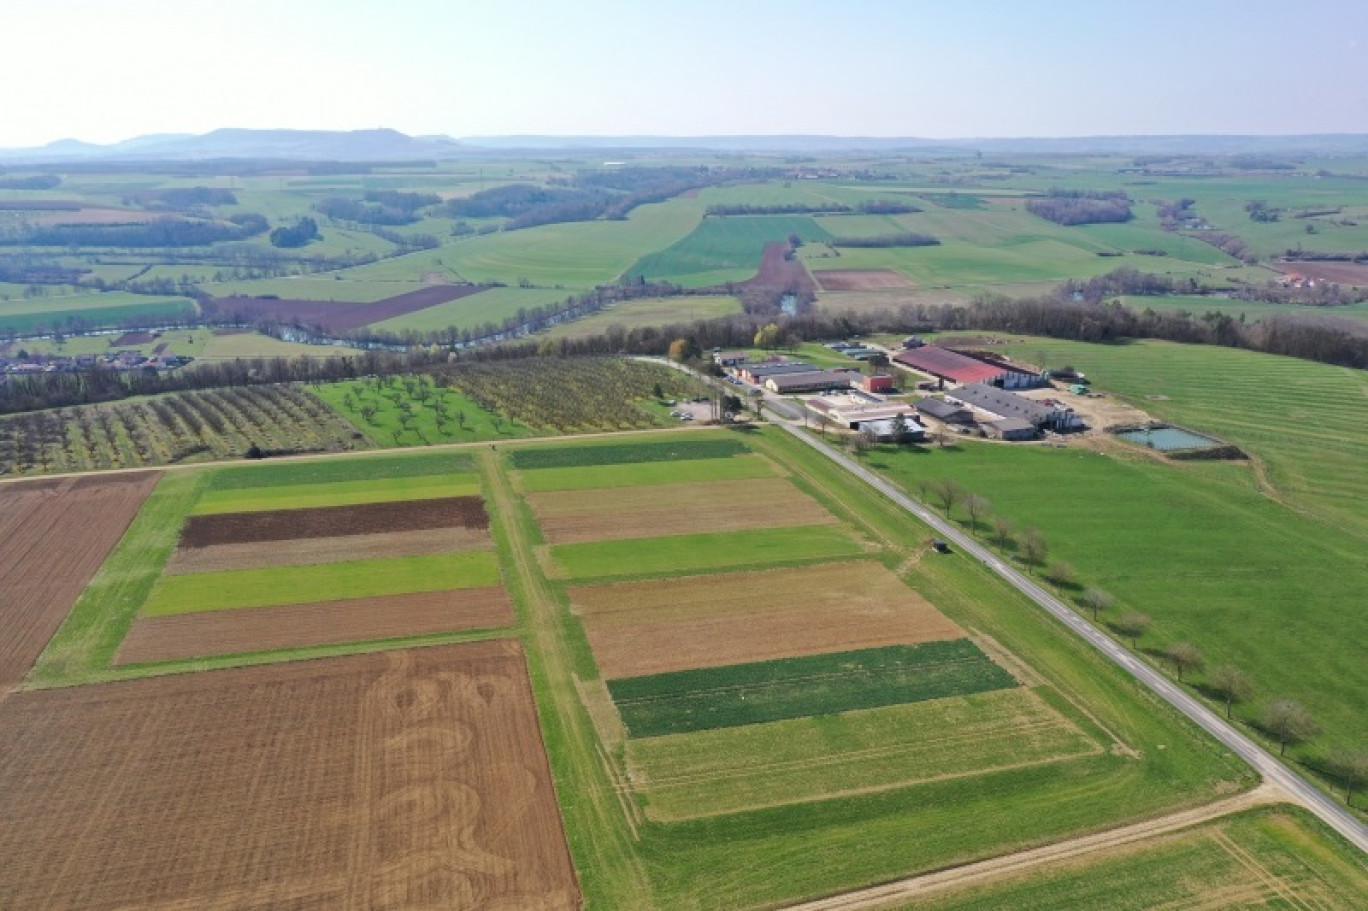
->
xmin=629 ymin=688 xmax=1098 ymax=821
xmin=0 ymin=472 xmax=161 ymax=692
xmin=571 ymin=562 xmax=963 ymax=678
xmin=191 ymin=473 xmax=482 ymax=514
xmin=902 ymin=809 xmax=1368 ymax=910
xmin=116 ymin=588 xmax=514 ymax=663
xmin=517 ymin=453 xmax=774 ymax=492
xmin=609 ymin=641 xmax=1017 ymax=737
xmin=509 ymin=437 xmax=749 ymax=470
xmin=0 ymin=641 xmax=580 ymax=910
xmin=528 ymin=477 xmax=835 ymax=544
xmin=205 ymin=450 xmax=474 ymax=491
xmin=142 ymin=551 xmax=501 ymax=616
xmin=550 ymin=525 xmax=867 ymax=581
xmin=165 ymin=526 xmax=489 ymax=575
xmin=180 ymin=496 xmax=488 ymax=547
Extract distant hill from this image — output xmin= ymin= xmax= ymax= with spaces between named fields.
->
xmin=4 ymin=128 xmax=1368 ymax=163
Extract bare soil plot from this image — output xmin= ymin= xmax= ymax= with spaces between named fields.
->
xmin=203 ymin=285 xmax=488 ymax=333
xmin=0 ymin=472 xmax=160 ymax=692
xmin=1275 ymin=260 xmax=1368 ymax=286
xmin=527 ymin=477 xmax=834 ymax=544
xmin=734 ymin=241 xmax=818 ymax=295
xmin=815 ymin=269 xmax=914 ymax=291
xmin=180 ymin=495 xmax=487 ymax=548
xmin=571 ymin=561 xmax=962 ymax=677
xmin=0 ymin=641 xmax=579 ymax=909
xmin=116 ymin=587 xmax=515 ymax=663
xmin=165 ymin=526 xmax=489 ymax=574
xmin=110 ymin=330 xmax=156 ymax=345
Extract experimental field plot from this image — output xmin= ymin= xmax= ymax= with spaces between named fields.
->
xmin=0 ymin=641 xmax=580 ymax=910
xmin=115 ymin=451 xmax=513 ymax=664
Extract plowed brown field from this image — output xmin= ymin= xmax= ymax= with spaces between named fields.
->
xmin=0 ymin=641 xmax=579 ymax=909
xmin=115 ymin=587 xmax=515 ymax=663
xmin=1275 ymin=260 xmax=1368 ymax=286
xmin=527 ymin=478 xmax=835 ymax=544
xmin=180 ymin=496 xmax=487 ymax=548
xmin=815 ymin=269 xmax=913 ymax=291
xmin=571 ymin=562 xmax=962 ymax=678
xmin=204 ymin=285 xmax=487 ymax=333
xmin=0 ymin=472 xmax=160 ymax=692
xmin=165 ymin=527 xmax=490 ymax=574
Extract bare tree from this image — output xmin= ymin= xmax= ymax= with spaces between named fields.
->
xmin=963 ymin=494 xmax=991 ymax=534
xmin=1260 ymin=699 xmax=1319 ymax=756
xmin=1081 ymin=587 xmax=1114 ymax=622
xmin=1208 ymin=664 xmax=1254 ymax=719
xmin=991 ymin=516 xmax=1014 ymax=549
xmin=816 ymin=412 xmax=833 ymax=439
xmin=915 ymin=476 xmax=934 ymax=503
xmin=1113 ymin=612 xmax=1151 ymax=648
xmin=932 ymin=478 xmax=966 ymax=518
xmin=1326 ymin=747 xmax=1368 ymax=806
xmin=1163 ymin=642 xmax=1205 ymax=681
xmin=1044 ymin=560 xmax=1076 ymax=589
xmin=1019 ymin=527 xmax=1048 ymax=568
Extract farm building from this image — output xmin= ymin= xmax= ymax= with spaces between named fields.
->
xmin=860 ymin=374 xmax=895 ymax=394
xmin=808 ymin=394 xmax=920 ymax=429
xmin=714 ymin=350 xmax=749 ymax=367
xmin=737 ymin=362 xmax=815 ymax=384
xmin=892 ymin=346 xmax=1039 ymax=389
xmin=985 ymin=418 xmax=1037 ymax=441
xmin=915 ymin=397 xmax=974 ymax=424
xmin=856 ymin=416 xmax=929 ymax=442
xmin=764 ymin=370 xmax=855 ymax=394
xmin=946 ymin=382 xmax=1082 ymax=431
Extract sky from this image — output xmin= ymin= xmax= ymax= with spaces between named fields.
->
xmin=3 ymin=0 xmax=1367 ymax=148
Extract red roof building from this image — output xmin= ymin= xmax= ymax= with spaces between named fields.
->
xmin=892 ymin=346 xmax=1006 ymax=386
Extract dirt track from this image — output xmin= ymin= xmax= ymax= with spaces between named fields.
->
xmin=0 ymin=472 xmax=160 ymax=692
xmin=180 ymin=496 xmax=487 ymax=547
xmin=783 ymin=784 xmax=1286 ymax=910
xmin=0 ymin=641 xmax=579 ymax=909
xmin=115 ymin=587 xmax=514 ymax=663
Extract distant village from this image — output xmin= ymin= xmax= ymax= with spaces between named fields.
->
xmin=0 ymin=336 xmax=190 ymax=377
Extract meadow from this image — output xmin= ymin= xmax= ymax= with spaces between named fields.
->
xmin=190 ymin=472 xmax=482 ymax=513
xmin=310 ymin=376 xmax=535 ymax=447
xmin=509 ymin=436 xmax=748 ymax=469
xmin=540 ymin=294 xmax=741 ymax=339
xmin=0 ymin=290 xmax=197 ymax=333
xmin=627 ymin=214 xmax=833 ymax=287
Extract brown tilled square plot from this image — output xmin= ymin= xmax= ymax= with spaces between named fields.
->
xmin=0 ymin=641 xmax=579 ymax=910
xmin=814 ymin=269 xmax=913 ymax=291
xmin=570 ymin=561 xmax=963 ymax=678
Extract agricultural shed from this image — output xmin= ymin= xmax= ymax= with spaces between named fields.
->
xmin=856 ymin=417 xmax=928 ymax=442
xmin=860 ymin=374 xmax=895 ymax=393
xmin=765 ymin=370 xmax=854 ymax=394
xmin=915 ymin=397 xmax=974 ymax=424
xmin=739 ymin=362 xmax=816 ymax=383
xmin=985 ymin=417 xmax=1037 ymax=441
xmin=714 ymin=350 xmax=749 ymax=367
xmin=892 ymin=346 xmax=1005 ymax=386
xmin=946 ymin=382 xmax=1081 ymax=431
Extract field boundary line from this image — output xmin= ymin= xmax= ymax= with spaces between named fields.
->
xmin=781 ymin=785 xmax=1285 ymax=910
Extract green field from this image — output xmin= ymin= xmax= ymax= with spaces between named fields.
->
xmin=0 ymin=292 xmax=197 ymax=333
xmin=542 ymin=294 xmax=742 ymax=340
xmin=898 ymin=808 xmax=1368 ymax=910
xmin=190 ymin=473 xmax=481 ymax=514
xmin=200 ymin=277 xmax=428 ymax=302
xmin=628 ymin=687 xmax=1098 ymax=820
xmin=205 ymin=449 xmax=472 ymax=489
xmin=550 ymin=524 xmax=866 ymax=580
xmin=1117 ymin=293 xmax=1368 ymax=326
xmin=372 ymin=286 xmax=569 ymax=333
xmin=310 ymin=378 xmax=535 ymax=447
xmin=509 ymin=436 xmax=748 ymax=470
xmin=515 ymin=451 xmax=776 ymax=491
xmin=628 ymin=215 xmax=833 ymax=287
xmin=609 ymin=641 xmax=1018 ymax=737
xmin=141 ymin=551 xmax=500 ymax=616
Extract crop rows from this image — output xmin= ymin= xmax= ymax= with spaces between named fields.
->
xmin=0 ymin=385 xmax=365 ymax=476
xmin=510 ymin=437 xmax=748 ymax=470
xmin=434 ymin=358 xmax=709 ymax=433
xmin=608 ymin=640 xmax=1017 ymax=737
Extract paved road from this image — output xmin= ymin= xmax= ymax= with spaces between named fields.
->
xmin=761 ymin=399 xmax=1368 ymax=857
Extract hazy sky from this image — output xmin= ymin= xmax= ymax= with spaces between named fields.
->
xmin=4 ymin=0 xmax=1366 ymax=147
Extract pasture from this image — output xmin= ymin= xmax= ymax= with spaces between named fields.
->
xmin=0 ymin=290 xmax=197 ymax=333
xmin=311 ymin=377 xmax=534 ymax=447
xmin=541 ymin=294 xmax=742 ymax=340
xmin=0 ymin=642 xmax=579 ymax=910
xmin=627 ymin=214 xmax=833 ymax=287
xmin=190 ymin=474 xmax=482 ymax=513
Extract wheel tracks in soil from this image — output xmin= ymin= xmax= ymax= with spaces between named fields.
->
xmin=780 ymin=783 xmax=1289 ymax=911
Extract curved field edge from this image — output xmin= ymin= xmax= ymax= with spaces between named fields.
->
xmin=502 ymin=426 xmax=1259 ymax=909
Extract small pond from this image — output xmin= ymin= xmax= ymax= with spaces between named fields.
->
xmin=1115 ymin=426 xmax=1221 ymax=452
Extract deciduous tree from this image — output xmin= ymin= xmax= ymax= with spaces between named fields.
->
xmin=1163 ymin=642 xmax=1204 ymax=681
xmin=963 ymin=494 xmax=991 ymax=533
xmin=1208 ymin=664 xmax=1254 ymax=719
xmin=1113 ymin=612 xmax=1151 ymax=648
xmin=1326 ymin=747 xmax=1368 ymax=806
xmin=1081 ymin=587 xmax=1114 ymax=622
xmin=1260 ymin=699 xmax=1319 ymax=755
xmin=1020 ymin=527 xmax=1048 ymax=568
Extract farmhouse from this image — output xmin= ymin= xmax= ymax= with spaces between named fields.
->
xmin=985 ymin=418 xmax=1038 ymax=441
xmin=946 ymin=382 xmax=1081 ymax=431
xmin=892 ymin=346 xmax=1039 ymax=389
xmin=713 ymin=350 xmax=749 ymax=367
xmin=764 ymin=370 xmax=855 ymax=394
xmin=915 ymin=397 xmax=974 ymax=424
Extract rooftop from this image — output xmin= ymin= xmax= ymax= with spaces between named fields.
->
xmin=892 ymin=346 xmax=1005 ymax=385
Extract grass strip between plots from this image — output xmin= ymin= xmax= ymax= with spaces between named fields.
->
xmin=141 ymin=551 xmax=500 ymax=616
xmin=629 ymin=688 xmax=1098 ymax=820
xmin=608 ymin=640 xmax=1017 ymax=737
xmin=551 ymin=525 xmax=865 ymax=580
xmin=509 ymin=437 xmax=749 ymax=470
xmin=191 ymin=474 xmax=482 ymax=514
xmin=205 ymin=450 xmax=474 ymax=490
xmin=517 ymin=453 xmax=773 ymax=492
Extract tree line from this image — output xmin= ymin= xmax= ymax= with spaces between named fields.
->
xmin=0 ymin=213 xmax=269 ymax=248
xmin=830 ymin=232 xmax=939 ymax=248
xmin=1026 ymin=190 xmax=1133 ymax=226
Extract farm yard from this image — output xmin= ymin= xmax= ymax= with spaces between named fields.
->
xmin=0 ymin=641 xmax=579 ymax=910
